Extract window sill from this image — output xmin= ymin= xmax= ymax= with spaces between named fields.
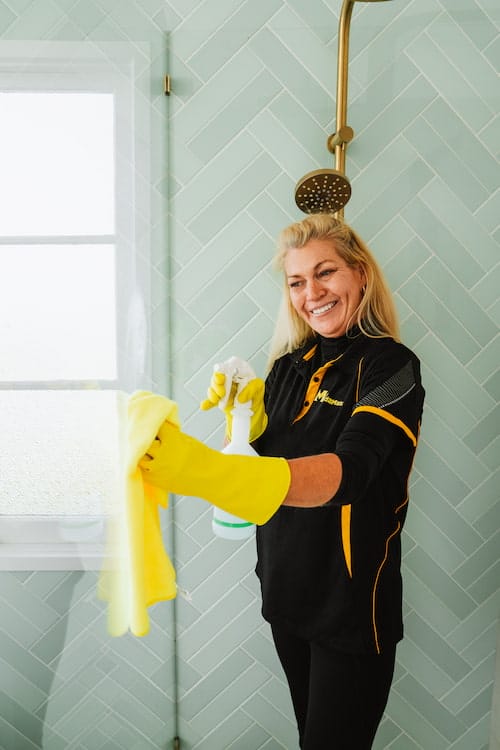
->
xmin=0 ymin=516 xmax=105 ymax=570
xmin=0 ymin=543 xmax=105 ymax=570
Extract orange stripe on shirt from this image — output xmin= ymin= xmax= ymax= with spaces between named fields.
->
xmin=341 ymin=504 xmax=352 ymax=578
xmin=352 ymin=405 xmax=418 ymax=447
xmin=372 ymin=522 xmax=401 ymax=654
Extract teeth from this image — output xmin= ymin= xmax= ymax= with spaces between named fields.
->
xmin=311 ymin=301 xmax=335 ymax=316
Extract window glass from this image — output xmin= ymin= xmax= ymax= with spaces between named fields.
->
xmin=0 ymin=92 xmax=114 ymax=236
xmin=0 ymin=90 xmax=123 ymax=522
xmin=0 ymin=244 xmax=117 ymax=380
xmin=0 ymin=390 xmax=123 ymax=517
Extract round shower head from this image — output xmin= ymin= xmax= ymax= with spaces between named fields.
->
xmin=295 ymin=168 xmax=352 ymax=215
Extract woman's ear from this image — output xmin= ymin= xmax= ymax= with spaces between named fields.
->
xmin=357 ymin=264 xmax=367 ymax=289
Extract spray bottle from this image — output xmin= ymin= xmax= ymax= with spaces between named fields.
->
xmin=212 ymin=357 xmax=257 ymax=541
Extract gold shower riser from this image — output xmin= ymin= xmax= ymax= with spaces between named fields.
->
xmin=295 ymin=0 xmax=392 ymax=218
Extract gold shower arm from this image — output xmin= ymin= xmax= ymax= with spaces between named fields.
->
xmin=328 ymin=0 xmax=392 ymax=175
xmin=295 ymin=0 xmax=391 ymax=217
xmin=328 ymin=0 xmax=356 ymax=178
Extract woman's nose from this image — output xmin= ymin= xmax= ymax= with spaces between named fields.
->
xmin=306 ymin=278 xmax=325 ymax=299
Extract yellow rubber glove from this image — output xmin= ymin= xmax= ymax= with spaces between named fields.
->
xmin=139 ymin=421 xmax=290 ymax=525
xmin=200 ymin=371 xmax=268 ymax=442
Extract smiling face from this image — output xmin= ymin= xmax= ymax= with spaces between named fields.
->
xmin=285 ymin=238 xmax=366 ymax=338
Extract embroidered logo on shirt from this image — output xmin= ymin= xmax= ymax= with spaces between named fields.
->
xmin=315 ymin=389 xmax=344 ymax=407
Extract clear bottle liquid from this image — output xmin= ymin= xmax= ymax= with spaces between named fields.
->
xmin=212 ymin=402 xmax=256 ymax=540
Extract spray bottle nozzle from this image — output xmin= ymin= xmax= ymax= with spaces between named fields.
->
xmin=215 ymin=356 xmax=256 ymax=412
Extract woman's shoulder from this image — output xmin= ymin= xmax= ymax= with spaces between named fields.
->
xmin=357 ymin=336 xmax=423 ymax=386
xmin=361 ymin=335 xmax=420 ymax=362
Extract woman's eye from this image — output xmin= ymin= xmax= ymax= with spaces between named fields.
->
xmin=289 ymin=280 xmax=303 ymax=288
xmin=319 ymin=268 xmax=335 ymax=278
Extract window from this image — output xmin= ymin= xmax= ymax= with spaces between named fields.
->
xmin=0 ymin=42 xmax=151 ymax=569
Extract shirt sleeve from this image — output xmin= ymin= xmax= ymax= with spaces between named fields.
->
xmin=332 ymin=350 xmax=424 ymax=505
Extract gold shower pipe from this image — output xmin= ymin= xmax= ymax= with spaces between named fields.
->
xmin=294 ymin=0 xmax=391 ymax=217
xmin=328 ymin=0 xmax=357 ymax=187
xmin=328 ymin=0 xmax=391 ymax=217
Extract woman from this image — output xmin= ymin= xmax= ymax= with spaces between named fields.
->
xmin=253 ymin=213 xmax=425 ymax=748
xmin=142 ymin=214 xmax=425 ymax=749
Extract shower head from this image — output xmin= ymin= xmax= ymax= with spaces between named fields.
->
xmin=295 ymin=168 xmax=352 ymax=215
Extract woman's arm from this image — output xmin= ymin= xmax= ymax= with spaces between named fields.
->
xmin=283 ymin=453 xmax=343 ymax=507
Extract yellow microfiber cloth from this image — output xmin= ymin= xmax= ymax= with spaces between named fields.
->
xmin=99 ymin=391 xmax=178 ymax=637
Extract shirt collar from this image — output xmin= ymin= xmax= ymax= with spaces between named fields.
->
xmin=317 ymin=325 xmax=363 ymax=362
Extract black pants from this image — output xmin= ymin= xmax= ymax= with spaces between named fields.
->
xmin=271 ymin=623 xmax=396 ymax=750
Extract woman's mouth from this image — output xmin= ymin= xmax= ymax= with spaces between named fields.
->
xmin=310 ymin=301 xmax=337 ymax=316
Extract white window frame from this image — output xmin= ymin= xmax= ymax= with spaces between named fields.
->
xmin=0 ymin=42 xmax=151 ymax=570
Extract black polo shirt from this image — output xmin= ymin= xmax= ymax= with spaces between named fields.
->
xmin=254 ymin=329 xmax=425 ymax=654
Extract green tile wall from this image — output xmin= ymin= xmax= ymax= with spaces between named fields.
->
xmin=1 ymin=1 xmax=498 ymax=749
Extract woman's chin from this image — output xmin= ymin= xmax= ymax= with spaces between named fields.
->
xmin=309 ymin=315 xmax=347 ymax=338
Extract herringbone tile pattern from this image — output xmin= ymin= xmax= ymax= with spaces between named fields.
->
xmin=0 ymin=571 xmax=175 ymax=749
xmin=168 ymin=1 xmax=499 ymax=748
xmin=1 ymin=0 xmax=499 ymax=748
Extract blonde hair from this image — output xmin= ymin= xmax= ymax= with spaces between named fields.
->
xmin=268 ymin=213 xmax=400 ymax=368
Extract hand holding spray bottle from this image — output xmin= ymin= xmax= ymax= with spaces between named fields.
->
xmin=211 ymin=357 xmax=258 ymax=540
